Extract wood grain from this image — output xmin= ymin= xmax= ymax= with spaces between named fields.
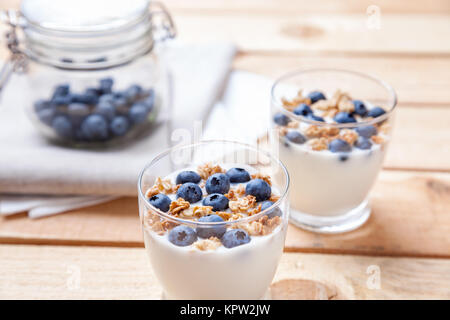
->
xmin=234 ymin=53 xmax=450 ymax=106
xmin=0 ymin=244 xmax=448 ymax=299
xmin=1 ymin=171 xmax=449 ymax=258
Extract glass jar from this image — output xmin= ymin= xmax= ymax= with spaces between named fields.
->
xmin=0 ymin=0 xmax=175 ymax=147
xmin=270 ymin=69 xmax=397 ymax=233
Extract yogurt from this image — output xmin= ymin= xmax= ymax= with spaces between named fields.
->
xmin=140 ymin=164 xmax=289 ymax=299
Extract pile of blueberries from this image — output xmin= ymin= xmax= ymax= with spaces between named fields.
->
xmin=148 ymin=167 xmax=282 ymax=249
xmin=273 ymin=91 xmax=386 ymax=153
xmin=34 ymin=78 xmax=156 ymax=143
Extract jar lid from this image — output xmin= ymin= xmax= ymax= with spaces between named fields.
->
xmin=21 ymin=0 xmax=150 ymax=33
xmin=11 ymin=0 xmax=175 ymax=69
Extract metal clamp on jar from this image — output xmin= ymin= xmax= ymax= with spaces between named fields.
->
xmin=0 ymin=0 xmax=176 ymax=147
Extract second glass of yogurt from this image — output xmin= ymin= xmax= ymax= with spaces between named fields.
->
xmin=270 ymin=69 xmax=397 ymax=233
xmin=138 ymin=141 xmax=290 ymax=299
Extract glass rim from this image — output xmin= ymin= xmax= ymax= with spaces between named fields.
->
xmin=270 ymin=68 xmax=398 ymax=129
xmin=137 ymin=140 xmax=290 ymax=227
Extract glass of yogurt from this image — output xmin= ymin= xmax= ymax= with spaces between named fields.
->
xmin=138 ymin=140 xmax=290 ymax=299
xmin=270 ymin=69 xmax=397 ymax=233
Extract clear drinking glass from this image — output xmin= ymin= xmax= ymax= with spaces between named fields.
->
xmin=270 ymin=69 xmax=397 ymax=233
xmin=138 ymin=140 xmax=290 ymax=299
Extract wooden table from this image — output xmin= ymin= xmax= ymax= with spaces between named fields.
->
xmin=1 ymin=0 xmax=449 ymax=299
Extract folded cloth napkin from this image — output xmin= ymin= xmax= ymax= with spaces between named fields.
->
xmin=0 ymin=42 xmax=236 ymax=197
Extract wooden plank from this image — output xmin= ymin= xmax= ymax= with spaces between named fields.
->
xmin=1 ymin=170 xmax=449 ymax=258
xmin=165 ymin=0 xmax=450 ymax=15
xmin=0 ymin=244 xmax=448 ymax=299
xmin=171 ymin=13 xmax=450 ymax=55
xmin=234 ymin=53 xmax=450 ymax=106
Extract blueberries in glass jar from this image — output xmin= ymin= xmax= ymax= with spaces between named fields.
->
xmin=177 ymin=182 xmax=203 ymax=203
xmin=286 ymin=131 xmax=306 ymax=144
xmin=205 ymin=173 xmax=230 ymax=195
xmin=52 ymin=95 xmax=71 ymax=106
xmin=355 ymin=125 xmax=377 ymax=138
xmin=67 ymin=103 xmax=89 ymax=126
xmin=334 ymin=112 xmax=356 ymax=123
xmin=52 ymin=115 xmax=73 ymax=138
xmin=175 ymin=171 xmax=201 ymax=185
xmin=128 ymin=103 xmax=149 ymax=124
xmin=124 ymin=84 xmax=143 ymax=102
xmin=80 ymin=114 xmax=109 ymax=141
xmin=293 ymin=103 xmax=312 ymax=116
xmin=367 ymin=106 xmax=386 ymax=118
xmin=273 ymin=113 xmax=290 ymax=126
xmin=202 ymin=194 xmax=229 ymax=212
xmin=52 ymin=84 xmax=70 ymax=99
xmin=328 ymin=139 xmax=352 ymax=153
xmin=169 ymin=225 xmax=197 ymax=247
xmin=245 ymin=179 xmax=271 ymax=202
xmin=148 ymin=193 xmax=171 ymax=212
xmin=307 ymin=91 xmax=326 ymax=104
xmin=355 ymin=137 xmax=372 ymax=150
xmin=221 ymin=229 xmax=251 ymax=248
xmin=352 ymin=100 xmax=367 ymax=117
xmin=95 ymin=101 xmax=116 ymax=121
xmin=226 ymin=168 xmax=250 ymax=183
xmin=37 ymin=107 xmax=57 ymax=126
xmin=196 ymin=214 xmax=226 ymax=239
xmin=110 ymin=116 xmax=130 ymax=137
xmin=99 ymin=77 xmax=114 ymax=94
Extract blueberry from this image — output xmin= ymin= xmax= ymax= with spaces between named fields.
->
xmin=85 ymin=87 xmax=101 ymax=97
xmin=52 ymin=95 xmax=71 ymax=106
xmin=245 ymin=179 xmax=271 ymax=202
xmin=202 ymin=194 xmax=229 ymax=212
xmin=110 ymin=116 xmax=130 ymax=136
xmin=286 ymin=131 xmax=306 ymax=144
xmin=307 ymin=91 xmax=326 ymax=104
xmin=52 ymin=115 xmax=73 ymax=138
xmin=260 ymin=200 xmax=282 ymax=219
xmin=334 ymin=112 xmax=357 ymax=123
xmin=221 ymin=229 xmax=251 ymax=248
xmin=52 ymin=84 xmax=70 ymax=99
xmin=355 ymin=125 xmax=377 ymax=138
xmin=95 ymin=101 xmax=116 ymax=120
xmin=307 ymin=113 xmax=325 ymax=122
xmin=355 ymin=137 xmax=372 ymax=150
xmin=124 ymin=84 xmax=143 ymax=102
xmin=196 ymin=214 xmax=226 ymax=239
xmin=226 ymin=168 xmax=250 ymax=183
xmin=148 ymin=193 xmax=171 ymax=212
xmin=99 ymin=93 xmax=115 ymax=104
xmin=329 ymin=139 xmax=352 ymax=153
xmin=293 ymin=103 xmax=312 ymax=116
xmin=168 ymin=225 xmax=197 ymax=247
xmin=175 ymin=171 xmax=201 ymax=185
xmin=99 ymin=78 xmax=114 ymax=94
xmin=205 ymin=173 xmax=230 ymax=195
xmin=353 ymin=100 xmax=367 ymax=117
xmin=72 ymin=93 xmax=98 ymax=105
xmin=67 ymin=103 xmax=89 ymax=126
xmin=176 ymin=182 xmax=203 ymax=203
xmin=367 ymin=106 xmax=386 ymax=118
xmin=128 ymin=103 xmax=149 ymax=124
xmin=37 ymin=108 xmax=57 ymax=126
xmin=34 ymin=99 xmax=51 ymax=112
xmin=273 ymin=113 xmax=290 ymax=126
xmin=80 ymin=114 xmax=109 ymax=141
xmin=142 ymin=88 xmax=155 ymax=111
xmin=339 ymin=154 xmax=349 ymax=162
xmin=113 ymin=96 xmax=128 ymax=110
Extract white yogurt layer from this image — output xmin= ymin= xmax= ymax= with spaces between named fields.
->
xmin=280 ymin=141 xmax=385 ymax=216
xmin=142 ymin=164 xmax=287 ymax=300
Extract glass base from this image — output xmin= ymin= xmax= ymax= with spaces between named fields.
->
xmin=161 ymin=289 xmax=271 ymax=300
xmin=289 ymin=200 xmax=371 ymax=234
